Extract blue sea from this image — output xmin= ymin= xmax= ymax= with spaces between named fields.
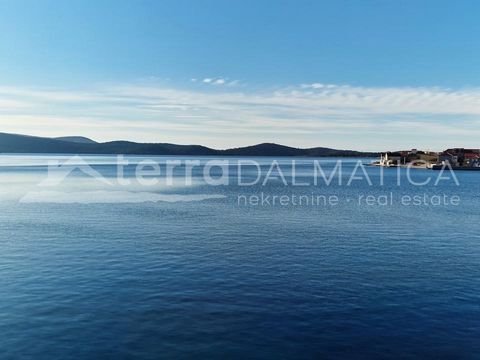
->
xmin=0 ymin=155 xmax=479 ymax=359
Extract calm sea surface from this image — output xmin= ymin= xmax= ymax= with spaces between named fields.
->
xmin=0 ymin=155 xmax=479 ymax=359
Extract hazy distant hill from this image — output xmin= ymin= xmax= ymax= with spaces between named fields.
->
xmin=221 ymin=143 xmax=376 ymax=157
xmin=0 ymin=132 xmax=92 ymax=153
xmin=55 ymin=136 xmax=98 ymax=144
xmin=0 ymin=132 xmax=378 ymax=157
xmin=222 ymin=143 xmax=303 ymax=156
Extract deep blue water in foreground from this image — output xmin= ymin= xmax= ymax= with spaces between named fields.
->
xmin=0 ymin=155 xmax=479 ymax=359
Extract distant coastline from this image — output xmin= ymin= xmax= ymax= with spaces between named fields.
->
xmin=372 ymin=148 xmax=480 ymax=170
xmin=0 ymin=132 xmax=379 ymax=158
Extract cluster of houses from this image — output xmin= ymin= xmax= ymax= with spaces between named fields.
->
xmin=379 ymin=148 xmax=480 ymax=169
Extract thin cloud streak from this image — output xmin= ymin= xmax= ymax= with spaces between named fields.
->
xmin=0 ymin=82 xmax=479 ymax=150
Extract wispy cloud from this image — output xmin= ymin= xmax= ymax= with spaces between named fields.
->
xmin=196 ymin=77 xmax=239 ymax=86
xmin=0 ymin=82 xmax=479 ymax=150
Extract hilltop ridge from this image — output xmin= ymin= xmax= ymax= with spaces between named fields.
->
xmin=0 ymin=132 xmax=378 ymax=157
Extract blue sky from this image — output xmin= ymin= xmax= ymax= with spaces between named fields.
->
xmin=0 ymin=0 xmax=479 ymax=150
